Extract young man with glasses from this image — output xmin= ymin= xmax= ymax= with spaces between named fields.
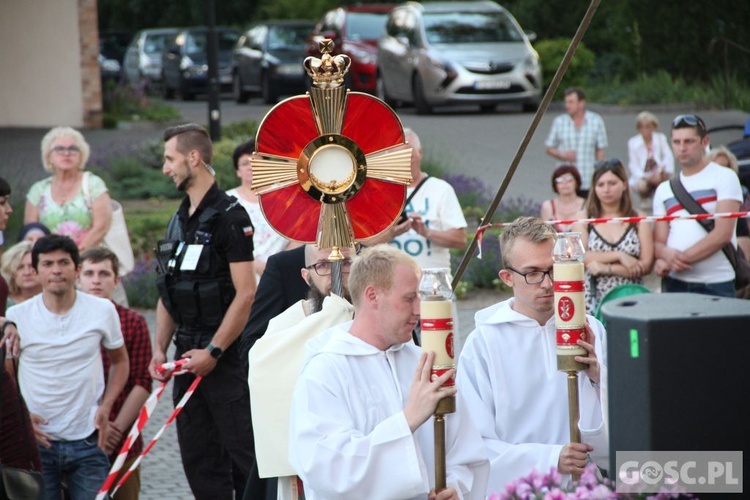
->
xmin=652 ymin=114 xmax=743 ymax=297
xmin=456 ymin=216 xmax=608 ymax=496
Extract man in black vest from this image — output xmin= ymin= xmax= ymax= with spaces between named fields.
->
xmin=149 ymin=123 xmax=257 ymax=499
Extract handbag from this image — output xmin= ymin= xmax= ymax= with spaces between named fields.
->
xmin=0 ymin=345 xmax=45 ymax=500
xmin=82 ymin=172 xmax=136 ymax=275
xmin=669 ymin=178 xmax=750 ymax=296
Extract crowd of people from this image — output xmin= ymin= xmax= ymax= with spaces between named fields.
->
xmin=0 ymin=95 xmax=747 ymax=500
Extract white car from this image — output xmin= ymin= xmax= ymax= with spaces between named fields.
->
xmin=123 ymin=27 xmax=180 ymax=86
xmin=377 ymin=1 xmax=542 ymax=114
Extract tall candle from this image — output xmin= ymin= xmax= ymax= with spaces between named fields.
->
xmin=553 ymin=233 xmax=587 ymax=372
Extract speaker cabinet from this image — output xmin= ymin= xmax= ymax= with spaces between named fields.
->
xmin=601 ymin=293 xmax=748 ymax=473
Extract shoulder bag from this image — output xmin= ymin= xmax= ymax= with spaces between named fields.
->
xmin=669 ymin=177 xmax=750 ymax=296
xmin=82 ymin=172 xmax=136 ymax=275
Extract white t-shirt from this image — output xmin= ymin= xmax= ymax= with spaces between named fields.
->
xmin=389 ymin=177 xmax=467 ymax=269
xmin=7 ymin=292 xmax=124 ymax=440
xmin=652 ymin=162 xmax=743 ymax=283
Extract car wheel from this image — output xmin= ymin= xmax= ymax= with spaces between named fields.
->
xmin=376 ymin=72 xmax=398 ymax=109
xmin=412 ymin=73 xmax=432 ymax=115
xmin=233 ymin=73 xmax=250 ymax=104
xmin=261 ymin=72 xmax=276 ymax=104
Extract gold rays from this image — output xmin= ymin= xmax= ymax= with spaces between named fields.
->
xmin=318 ymin=202 xmax=355 ymax=250
xmin=365 ymin=145 xmax=413 ymax=184
xmin=250 ymin=154 xmax=299 ymax=193
xmin=309 ymin=86 xmax=347 ymax=135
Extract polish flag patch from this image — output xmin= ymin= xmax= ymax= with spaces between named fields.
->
xmin=243 ymin=226 xmax=254 ymax=236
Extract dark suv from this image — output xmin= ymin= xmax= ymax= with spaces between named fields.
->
xmin=307 ymin=4 xmax=395 ymax=93
xmin=162 ymin=26 xmax=241 ymax=100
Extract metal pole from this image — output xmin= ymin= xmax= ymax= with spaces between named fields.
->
xmin=451 ymin=0 xmax=602 ymax=290
xmin=567 ymin=371 xmax=582 ymax=481
xmin=205 ymin=0 xmax=221 ymax=141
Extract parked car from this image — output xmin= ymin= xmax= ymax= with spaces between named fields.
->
xmin=99 ymin=53 xmax=122 ymax=85
xmin=377 ymin=0 xmax=542 ymax=114
xmin=162 ymin=26 xmax=242 ymax=100
xmin=123 ymin=27 xmax=179 ymax=87
xmin=307 ymin=4 xmax=395 ymax=93
xmin=232 ymin=20 xmax=314 ymax=104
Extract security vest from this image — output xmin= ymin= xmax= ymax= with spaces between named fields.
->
xmin=156 ymin=195 xmax=238 ymax=332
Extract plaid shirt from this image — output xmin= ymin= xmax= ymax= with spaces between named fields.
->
xmin=101 ymin=302 xmax=153 ymax=460
xmin=545 ymin=110 xmax=608 ymax=189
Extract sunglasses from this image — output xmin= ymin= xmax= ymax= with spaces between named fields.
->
xmin=555 ymin=174 xmax=575 ymax=184
xmin=51 ymin=145 xmax=81 ymax=155
xmin=594 ymin=158 xmax=623 ymax=172
xmin=672 ymin=114 xmax=707 ymax=136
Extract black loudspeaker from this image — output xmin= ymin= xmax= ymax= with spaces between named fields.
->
xmin=601 ymin=292 xmax=748 ymax=474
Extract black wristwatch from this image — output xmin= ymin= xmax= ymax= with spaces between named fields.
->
xmin=206 ymin=343 xmax=223 ymax=360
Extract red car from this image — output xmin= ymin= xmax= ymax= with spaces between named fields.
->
xmin=307 ymin=4 xmax=395 ymax=93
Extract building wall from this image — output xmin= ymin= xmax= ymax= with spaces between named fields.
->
xmin=0 ymin=0 xmax=102 ymax=128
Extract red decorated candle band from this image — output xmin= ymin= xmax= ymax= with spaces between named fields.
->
xmin=553 ymin=281 xmax=585 ymax=293
xmin=556 ymin=327 xmax=587 ymax=347
xmin=431 ymin=366 xmax=456 ymax=387
xmin=421 ymin=318 xmax=454 ymax=331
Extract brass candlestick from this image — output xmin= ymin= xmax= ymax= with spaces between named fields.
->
xmin=418 ymin=268 xmax=456 ymax=491
xmin=553 ymin=232 xmax=587 ymax=482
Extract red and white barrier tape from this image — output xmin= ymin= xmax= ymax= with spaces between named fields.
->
xmin=475 ymin=211 xmax=750 ymax=258
xmin=96 ymin=359 xmax=195 ymax=500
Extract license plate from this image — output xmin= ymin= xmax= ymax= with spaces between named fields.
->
xmin=475 ymin=80 xmax=511 ymax=90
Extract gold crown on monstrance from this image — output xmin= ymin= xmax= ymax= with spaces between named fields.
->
xmin=303 ymin=39 xmax=352 ymax=89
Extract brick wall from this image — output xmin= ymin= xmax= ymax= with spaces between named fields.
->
xmin=79 ymin=0 xmax=103 ymax=128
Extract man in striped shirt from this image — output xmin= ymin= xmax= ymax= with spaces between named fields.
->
xmin=545 ymin=87 xmax=608 ymax=197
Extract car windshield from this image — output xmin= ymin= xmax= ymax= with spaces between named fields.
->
xmin=186 ymin=31 xmax=240 ymax=54
xmin=144 ymin=34 xmax=172 ymax=54
xmin=423 ymin=11 xmax=524 ymax=44
xmin=346 ymin=12 xmax=388 ymax=40
xmin=268 ymin=25 xmax=311 ymax=50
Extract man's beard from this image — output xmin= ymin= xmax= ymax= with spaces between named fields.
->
xmin=307 ymin=280 xmax=351 ymax=314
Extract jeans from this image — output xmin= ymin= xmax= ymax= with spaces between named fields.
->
xmin=38 ymin=431 xmax=110 ymax=500
xmin=662 ymin=276 xmax=736 ymax=298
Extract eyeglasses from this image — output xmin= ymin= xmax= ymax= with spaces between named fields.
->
xmin=672 ymin=114 xmax=707 ymax=136
xmin=594 ymin=158 xmax=622 ymax=172
xmin=506 ymin=265 xmax=554 ymax=285
xmin=51 ymin=145 xmax=81 ymax=155
xmin=555 ymin=174 xmax=575 ymax=184
xmin=306 ymin=259 xmax=353 ymax=276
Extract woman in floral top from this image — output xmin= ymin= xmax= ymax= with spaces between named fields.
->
xmin=24 ymin=127 xmax=112 ymax=251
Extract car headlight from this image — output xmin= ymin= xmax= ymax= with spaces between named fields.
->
xmin=347 ymin=46 xmax=377 ymax=66
xmin=101 ymin=59 xmax=120 ymax=72
xmin=180 ymin=55 xmax=207 ymax=74
xmin=522 ymin=54 xmax=540 ymax=71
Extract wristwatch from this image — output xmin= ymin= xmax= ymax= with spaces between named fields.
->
xmin=206 ymin=343 xmax=223 ymax=360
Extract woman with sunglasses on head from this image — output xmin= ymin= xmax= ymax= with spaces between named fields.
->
xmin=540 ymin=165 xmax=586 ymax=232
xmin=24 ymin=126 xmax=112 ymax=252
xmin=571 ymin=159 xmax=654 ymax=314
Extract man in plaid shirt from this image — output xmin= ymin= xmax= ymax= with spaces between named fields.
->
xmin=79 ymin=247 xmax=153 ymax=499
xmin=545 ymin=87 xmax=608 ymax=196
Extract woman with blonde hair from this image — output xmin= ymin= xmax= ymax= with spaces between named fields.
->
xmin=572 ymin=159 xmax=654 ymax=314
xmin=0 ymin=240 xmax=41 ymax=307
xmin=708 ymin=146 xmax=750 ymax=260
xmin=24 ymin=126 xmax=112 ymax=251
xmin=627 ymin=111 xmax=674 ymax=207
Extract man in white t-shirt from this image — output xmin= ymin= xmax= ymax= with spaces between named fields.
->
xmin=372 ymin=128 xmax=467 ymax=271
xmin=652 ymin=114 xmax=743 ymax=297
xmin=6 ymin=234 xmax=129 ymax=499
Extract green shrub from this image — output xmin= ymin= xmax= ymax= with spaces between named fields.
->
xmin=122 ymin=257 xmax=160 ymax=309
xmin=102 ymin=83 xmax=180 ymax=126
xmin=534 ymin=38 xmax=595 ymax=99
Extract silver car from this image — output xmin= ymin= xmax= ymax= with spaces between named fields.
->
xmin=377 ymin=1 xmax=542 ymax=114
xmin=123 ymin=28 xmax=180 ymax=86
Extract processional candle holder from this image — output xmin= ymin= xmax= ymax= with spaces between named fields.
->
xmin=248 ymin=38 xmax=413 ymax=294
xmin=418 ymin=268 xmax=456 ymax=492
xmin=552 ymin=232 xmax=587 ymax=481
